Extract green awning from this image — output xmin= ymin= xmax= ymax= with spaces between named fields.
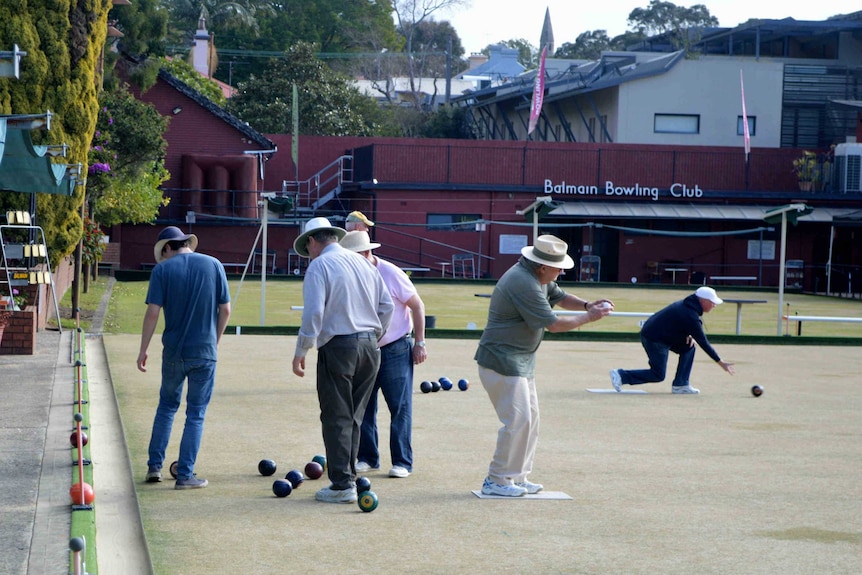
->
xmin=763 ymin=203 xmax=814 ymax=226
xmin=0 ymin=118 xmax=76 ymax=196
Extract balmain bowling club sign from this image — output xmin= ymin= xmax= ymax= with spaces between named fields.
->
xmin=543 ymin=179 xmax=706 ymax=202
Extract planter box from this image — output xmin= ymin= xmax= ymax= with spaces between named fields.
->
xmin=0 ymin=306 xmax=37 ymax=355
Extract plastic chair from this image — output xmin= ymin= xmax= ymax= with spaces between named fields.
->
xmin=452 ymin=254 xmax=476 ymax=279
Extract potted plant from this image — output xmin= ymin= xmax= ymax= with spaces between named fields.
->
xmin=11 ymin=288 xmax=27 ymax=311
xmin=792 ymin=151 xmax=818 ymax=191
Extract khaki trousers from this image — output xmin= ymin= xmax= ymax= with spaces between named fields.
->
xmin=478 ymin=366 xmax=539 ymax=485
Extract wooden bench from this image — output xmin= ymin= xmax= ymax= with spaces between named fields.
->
xmin=710 ymin=275 xmax=757 ymax=284
xmin=783 ymin=315 xmax=862 ymax=336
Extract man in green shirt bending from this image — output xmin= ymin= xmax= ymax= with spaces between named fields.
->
xmin=475 ymin=235 xmax=613 ymax=497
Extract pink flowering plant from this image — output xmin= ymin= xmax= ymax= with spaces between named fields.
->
xmin=85 ymin=88 xmax=170 ymax=227
xmin=11 ymin=288 xmax=27 ymax=310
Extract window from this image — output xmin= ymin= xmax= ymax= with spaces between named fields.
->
xmin=737 ymin=116 xmax=756 ymax=136
xmin=654 ymin=114 xmax=700 ymax=134
xmin=427 ymin=214 xmax=481 ymax=231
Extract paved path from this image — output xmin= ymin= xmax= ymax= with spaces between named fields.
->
xmin=0 ymin=277 xmax=151 ymax=574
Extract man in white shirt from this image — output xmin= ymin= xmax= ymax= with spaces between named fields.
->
xmin=292 ymin=218 xmax=394 ymax=503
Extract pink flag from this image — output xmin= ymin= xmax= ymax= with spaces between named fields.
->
xmin=528 ymin=47 xmax=548 ymax=137
xmin=740 ymin=70 xmax=750 ymax=157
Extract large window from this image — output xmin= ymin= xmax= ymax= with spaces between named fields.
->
xmin=737 ymin=115 xmax=756 ymax=136
xmin=654 ymin=114 xmax=700 ymax=134
xmin=427 ymin=213 xmax=481 ymax=231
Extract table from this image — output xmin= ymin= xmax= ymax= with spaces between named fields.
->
xmin=664 ymin=267 xmax=688 ymax=284
xmin=437 ymin=262 xmax=451 ymax=278
xmin=722 ymin=298 xmax=767 ymax=335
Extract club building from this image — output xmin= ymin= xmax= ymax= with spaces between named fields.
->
xmin=110 ymin=12 xmax=862 ymax=295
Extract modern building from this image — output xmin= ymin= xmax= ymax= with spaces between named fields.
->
xmin=454 ymin=15 xmax=862 ymax=148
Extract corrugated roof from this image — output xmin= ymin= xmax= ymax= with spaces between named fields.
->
xmin=550 ymin=202 xmax=854 ymax=223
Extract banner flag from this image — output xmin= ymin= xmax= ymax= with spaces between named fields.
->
xmin=527 ymin=47 xmax=548 ymax=137
xmin=740 ymin=70 xmax=750 ymax=158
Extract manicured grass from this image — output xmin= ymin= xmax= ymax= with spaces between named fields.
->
xmin=103 ymin=277 xmax=862 ymax=338
xmin=104 ymin=335 xmax=862 ymax=575
xmin=51 ymin=275 xmax=110 ymax=332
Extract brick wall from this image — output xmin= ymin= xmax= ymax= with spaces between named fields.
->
xmin=0 ymin=306 xmax=36 ymax=355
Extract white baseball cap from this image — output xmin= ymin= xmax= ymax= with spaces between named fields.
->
xmin=695 ymin=286 xmax=723 ymax=304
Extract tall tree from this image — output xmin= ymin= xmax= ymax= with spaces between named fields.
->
xmin=555 ymin=30 xmax=612 ymax=60
xmin=0 ymin=0 xmax=111 ymax=265
xmin=86 ymin=88 xmax=170 ymax=227
xmin=627 ymin=1 xmax=718 ymax=53
xmin=110 ymin=0 xmax=169 ymax=59
xmin=179 ymin=0 xmax=401 ymax=88
xmin=391 ymin=0 xmax=469 ymax=109
xmin=225 ymin=42 xmax=383 ymax=136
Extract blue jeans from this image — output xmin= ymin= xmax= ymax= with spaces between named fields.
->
xmin=147 ymin=358 xmax=216 ymax=480
xmin=620 ymin=335 xmax=695 ymax=388
xmin=358 ymin=337 xmax=413 ymax=470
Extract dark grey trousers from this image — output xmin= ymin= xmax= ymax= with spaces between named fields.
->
xmin=316 ymin=333 xmax=380 ymax=489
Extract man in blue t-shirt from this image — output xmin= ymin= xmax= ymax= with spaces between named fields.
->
xmin=137 ymin=226 xmax=231 ymax=489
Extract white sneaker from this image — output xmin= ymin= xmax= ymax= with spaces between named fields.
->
xmin=315 ymin=485 xmax=358 ymax=503
xmin=672 ymin=385 xmax=700 ymax=394
xmin=389 ymin=466 xmax=410 ymax=478
xmin=355 ymin=461 xmax=377 ymax=473
xmin=481 ymin=477 xmax=527 ymax=497
xmin=515 ymin=480 xmax=543 ymax=494
xmin=609 ymin=369 xmax=622 ymax=392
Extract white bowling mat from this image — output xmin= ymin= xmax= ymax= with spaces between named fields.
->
xmin=471 ymin=490 xmax=573 ymax=500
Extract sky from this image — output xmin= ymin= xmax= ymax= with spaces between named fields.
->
xmin=439 ymin=0 xmax=862 ymax=55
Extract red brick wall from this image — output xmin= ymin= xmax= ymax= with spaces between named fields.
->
xmin=0 ymin=306 xmax=36 ymax=355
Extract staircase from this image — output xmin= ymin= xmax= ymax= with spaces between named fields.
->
xmin=281 ymin=155 xmax=353 ymax=213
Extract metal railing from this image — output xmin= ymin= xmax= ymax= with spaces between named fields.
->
xmin=282 ymin=155 xmax=353 ymax=210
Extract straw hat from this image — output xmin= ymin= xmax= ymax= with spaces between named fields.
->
xmin=340 ymin=230 xmax=381 ymax=253
xmin=520 ymin=235 xmax=575 ymax=269
xmin=154 ymin=226 xmax=198 ymax=263
xmin=293 ymin=217 xmax=346 ymax=257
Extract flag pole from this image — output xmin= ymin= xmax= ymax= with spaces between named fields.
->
xmin=740 ymin=70 xmax=751 ymax=190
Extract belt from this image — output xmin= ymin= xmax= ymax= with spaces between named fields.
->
xmin=332 ymin=331 xmax=376 ymax=340
xmin=381 ymin=334 xmax=410 ymax=348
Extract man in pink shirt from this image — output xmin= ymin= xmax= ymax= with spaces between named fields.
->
xmin=341 ymin=230 xmax=428 ymax=478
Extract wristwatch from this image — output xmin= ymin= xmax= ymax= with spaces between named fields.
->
xmin=415 ymin=341 xmax=426 ymax=348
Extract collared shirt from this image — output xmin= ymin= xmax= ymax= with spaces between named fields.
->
xmin=295 ymin=242 xmax=393 ymax=357
xmin=374 ymin=256 xmax=419 ymax=347
xmin=474 ymin=257 xmax=566 ymax=377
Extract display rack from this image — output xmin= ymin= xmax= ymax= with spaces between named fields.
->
xmin=1 ymin=212 xmax=62 ymax=330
